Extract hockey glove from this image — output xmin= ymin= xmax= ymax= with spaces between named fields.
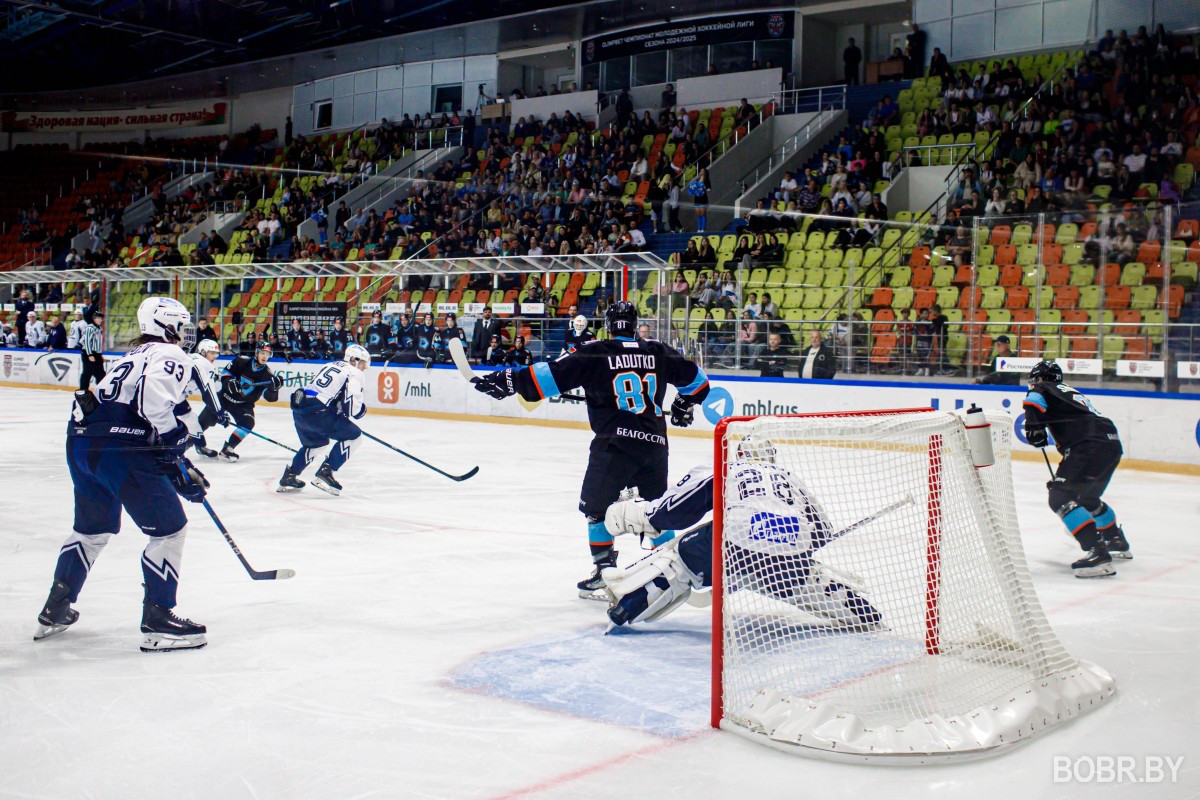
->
xmin=1024 ymin=424 xmax=1048 ymax=448
xmin=473 ymin=369 xmax=517 ymax=400
xmin=217 ymin=410 xmax=233 ymax=427
xmin=159 ymin=423 xmax=193 ymax=458
xmin=670 ymin=395 xmax=695 ymax=428
xmin=270 ymin=371 xmax=285 ymax=391
xmin=166 ymin=457 xmax=209 ymax=503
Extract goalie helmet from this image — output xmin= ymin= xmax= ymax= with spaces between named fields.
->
xmin=1029 ymin=360 xmax=1062 ymax=385
xmin=572 ymin=315 xmax=588 ymax=334
xmin=137 ymin=297 xmax=193 ymax=348
xmin=736 ymin=434 xmax=777 ymax=464
xmin=344 ymin=343 xmax=370 ymax=366
xmin=605 ymin=301 xmax=638 ymax=338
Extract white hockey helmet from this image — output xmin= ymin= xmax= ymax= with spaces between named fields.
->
xmin=344 ymin=343 xmax=371 ymax=367
xmin=196 ymin=339 xmax=220 ymax=359
xmin=736 ymin=434 xmax=777 ymax=464
xmin=137 ymin=297 xmax=193 ymax=348
xmin=572 ymin=315 xmax=588 ymax=334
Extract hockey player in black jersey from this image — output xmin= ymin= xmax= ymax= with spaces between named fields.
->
xmin=436 ymin=312 xmax=466 ymax=363
xmin=205 ymin=340 xmax=282 ymax=461
xmin=563 ymin=314 xmax=595 ymax=354
xmin=365 ymin=311 xmax=394 ymax=363
xmin=414 ymin=312 xmax=438 ymax=367
xmin=474 ymin=301 xmax=710 ymax=597
xmin=1023 ymin=360 xmax=1130 ymax=577
xmin=329 ymin=317 xmax=352 ymax=358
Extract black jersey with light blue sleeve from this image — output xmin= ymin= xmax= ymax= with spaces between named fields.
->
xmin=510 ymin=336 xmax=709 ymax=451
xmin=1023 ymin=380 xmax=1119 ymax=451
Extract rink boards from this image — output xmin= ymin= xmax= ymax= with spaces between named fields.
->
xmin=3 ymin=348 xmax=1199 ymax=467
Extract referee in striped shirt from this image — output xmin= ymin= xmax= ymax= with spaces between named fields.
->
xmin=79 ymin=310 xmax=105 ymax=390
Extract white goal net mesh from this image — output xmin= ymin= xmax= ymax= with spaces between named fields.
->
xmin=714 ymin=409 xmax=1115 ymax=760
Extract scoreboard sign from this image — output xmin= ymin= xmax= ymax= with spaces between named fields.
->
xmin=274 ymin=301 xmax=347 ymax=335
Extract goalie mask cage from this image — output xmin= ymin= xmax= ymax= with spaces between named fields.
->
xmin=710 ymin=408 xmax=1115 ymax=763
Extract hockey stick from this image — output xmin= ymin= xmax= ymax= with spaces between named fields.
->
xmin=447 ymin=337 xmax=584 ymax=408
xmin=1040 ymin=448 xmax=1056 ymax=479
xmin=360 ymin=430 xmax=479 ymax=481
xmin=234 ymin=425 xmax=298 ymax=453
xmin=200 ymin=498 xmax=296 ymax=581
xmin=823 ymin=494 xmax=916 ymax=546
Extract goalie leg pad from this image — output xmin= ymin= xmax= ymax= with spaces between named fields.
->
xmin=602 ymin=536 xmax=706 ymax=627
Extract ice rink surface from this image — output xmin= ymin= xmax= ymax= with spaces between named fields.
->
xmin=1 ymin=386 xmax=1197 ymax=800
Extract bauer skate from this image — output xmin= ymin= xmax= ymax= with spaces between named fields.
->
xmin=1072 ymin=546 xmax=1116 ymax=578
xmin=577 ymin=551 xmax=618 ymax=601
xmin=141 ymin=599 xmax=207 ymax=653
xmin=277 ymin=468 xmax=305 ymax=493
xmin=1103 ymin=526 xmax=1132 ymax=559
xmin=311 ymin=464 xmax=342 ymax=496
xmin=34 ymin=580 xmax=78 ymax=641
xmin=218 ymin=445 xmax=240 ymax=462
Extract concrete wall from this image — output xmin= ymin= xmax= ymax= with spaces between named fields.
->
xmin=511 ymin=90 xmax=598 ymax=124
xmin=800 ymin=17 xmax=840 ymax=88
xmin=676 ymin=68 xmax=782 ymax=110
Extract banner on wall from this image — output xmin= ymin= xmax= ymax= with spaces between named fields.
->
xmin=2 ymin=101 xmax=228 ymax=133
xmin=581 ymin=12 xmax=794 ymax=64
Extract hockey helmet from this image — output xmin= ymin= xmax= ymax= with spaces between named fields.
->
xmin=572 ymin=315 xmax=588 ymax=334
xmin=344 ymin=343 xmax=371 ymax=368
xmin=137 ymin=297 xmax=193 ymax=348
xmin=604 ymin=301 xmax=638 ymax=337
xmin=196 ymin=339 xmax=220 ymax=360
xmin=1029 ymin=360 xmax=1062 ymax=385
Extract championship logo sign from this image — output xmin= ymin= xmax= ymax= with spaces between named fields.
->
xmin=2 ymin=353 xmax=11 ymax=378
xmin=767 ymin=13 xmax=785 ymax=37
xmin=584 ymin=40 xmax=595 ymax=63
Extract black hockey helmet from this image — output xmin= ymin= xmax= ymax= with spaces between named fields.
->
xmin=1029 ymin=360 xmax=1062 ymax=384
xmin=605 ymin=300 xmax=638 ymax=337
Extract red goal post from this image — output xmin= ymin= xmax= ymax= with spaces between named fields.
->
xmin=710 ymin=408 xmax=934 ymax=730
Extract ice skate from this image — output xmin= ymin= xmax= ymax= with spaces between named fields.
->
xmin=34 ymin=580 xmax=78 ymax=641
xmin=311 ymin=464 xmax=342 ymax=496
xmin=195 ymin=443 xmax=219 ymax=459
xmin=277 ymin=468 xmax=305 ymax=493
xmin=218 ymin=445 xmax=240 ymax=462
xmin=577 ymin=551 xmax=617 ymax=601
xmin=141 ymin=599 xmax=207 ymax=653
xmin=1103 ymin=526 xmax=1132 ymax=559
xmin=1072 ymin=546 xmax=1116 ymax=578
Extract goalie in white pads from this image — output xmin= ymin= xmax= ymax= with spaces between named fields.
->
xmin=278 ymin=345 xmax=369 ymax=495
xmin=602 ymin=436 xmax=882 ymax=630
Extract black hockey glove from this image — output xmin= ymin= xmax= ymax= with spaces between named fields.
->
xmin=473 ymin=369 xmax=516 ymax=400
xmin=270 ymin=371 xmax=284 ymax=391
xmin=217 ymin=410 xmax=233 ymax=427
xmin=166 ymin=457 xmax=209 ymax=503
xmin=670 ymin=395 xmax=695 ymax=428
xmin=1024 ymin=424 xmax=1048 ymax=448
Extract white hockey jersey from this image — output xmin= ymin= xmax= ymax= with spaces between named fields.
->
xmin=305 ymin=360 xmax=366 ymax=419
xmin=178 ymin=353 xmax=224 ymax=435
xmin=725 ymin=461 xmax=832 ymax=554
xmin=88 ymin=341 xmax=194 ymax=440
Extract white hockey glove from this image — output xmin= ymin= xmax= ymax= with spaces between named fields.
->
xmin=604 ymin=498 xmax=656 ymax=538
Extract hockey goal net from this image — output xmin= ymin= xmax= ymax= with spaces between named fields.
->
xmin=711 ymin=408 xmax=1115 ymax=762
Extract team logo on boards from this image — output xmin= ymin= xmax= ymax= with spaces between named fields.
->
xmin=1191 ymin=363 xmax=1198 ymax=376
xmin=1067 ymin=359 xmax=1077 ymax=371
xmin=2 ymin=354 xmax=10 ymax=378
xmin=767 ymin=14 xmax=785 ymax=37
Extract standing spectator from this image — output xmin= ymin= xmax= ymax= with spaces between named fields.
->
xmin=79 ymin=310 xmax=105 ymax=390
xmin=666 ymin=177 xmax=683 ymax=233
xmin=913 ymin=308 xmax=933 ymax=375
xmin=797 ymin=330 xmax=836 ymax=379
xmin=470 ymin=306 xmax=503 ymax=361
xmin=615 ymin=88 xmax=634 ymax=128
xmin=907 ymin=23 xmax=927 ymax=71
xmin=843 ymin=38 xmax=863 ymax=86
xmin=895 ymin=307 xmax=915 ymax=373
xmin=930 ymin=304 xmax=950 ymax=374
xmin=194 ymin=316 xmax=218 ymax=351
xmin=754 ymin=332 xmax=792 ymax=377
xmin=690 ymin=168 xmax=711 ymax=233
xmin=661 ymin=84 xmax=677 ymax=109
xmin=14 ymin=289 xmax=34 ymax=344
xmin=24 ymin=311 xmax=46 ymax=348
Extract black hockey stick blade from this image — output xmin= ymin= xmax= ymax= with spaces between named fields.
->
xmin=201 ymin=498 xmax=295 ymax=580
xmin=361 ymin=430 xmax=479 ymax=481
